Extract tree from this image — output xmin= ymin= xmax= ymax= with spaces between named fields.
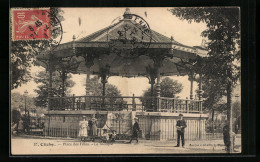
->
xmin=11 ymin=92 xmax=37 ymax=111
xmin=84 ymin=76 xmax=122 ymax=97
xmin=142 ymin=77 xmax=183 ymax=98
xmin=11 ymin=8 xmax=64 ymax=89
xmin=34 ymin=70 xmax=75 ymax=107
xmin=11 ymin=109 xmax=21 ymax=131
xmin=169 ymin=7 xmax=240 ymax=152
xmin=198 ymin=77 xmax=226 ymax=111
xmin=84 ymin=76 xmax=126 ymax=109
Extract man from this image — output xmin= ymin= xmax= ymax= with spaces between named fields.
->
xmin=129 ymin=117 xmax=140 ymax=144
xmin=175 ymin=114 xmax=187 ymax=147
xmin=12 ymin=109 xmax=21 ymax=133
xmin=22 ymin=114 xmax=30 ymax=134
xmin=223 ymin=123 xmax=230 ymax=151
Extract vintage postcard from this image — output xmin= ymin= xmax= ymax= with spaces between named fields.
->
xmin=10 ymin=7 xmax=241 ymax=155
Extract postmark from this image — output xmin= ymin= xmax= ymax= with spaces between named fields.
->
xmin=107 ymin=13 xmax=153 ymax=58
xmin=11 ymin=8 xmax=63 ymax=52
xmin=12 ymin=8 xmax=51 ymax=41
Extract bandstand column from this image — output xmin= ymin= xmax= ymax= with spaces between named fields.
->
xmin=99 ymin=66 xmax=110 ymax=108
xmin=85 ymin=69 xmax=91 ymax=95
xmin=150 ymin=79 xmax=155 ymax=96
xmin=188 ymin=72 xmax=194 ymax=100
xmin=61 ymin=69 xmax=67 ymax=97
xmin=198 ymin=73 xmax=203 ymax=113
xmin=156 ymin=67 xmax=161 ymax=112
xmin=156 ymin=68 xmax=161 ymax=97
xmin=198 ymin=73 xmax=202 ymax=100
xmin=146 ymin=66 xmax=157 ymax=111
xmin=152 ymin=57 xmax=163 ymax=112
xmin=101 ymin=75 xmax=108 ymax=97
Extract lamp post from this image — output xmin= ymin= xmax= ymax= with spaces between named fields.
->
xmin=24 ymin=90 xmax=28 ymax=115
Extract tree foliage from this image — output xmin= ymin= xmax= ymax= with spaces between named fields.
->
xmin=84 ymin=76 xmax=125 ymax=107
xmin=12 ymin=109 xmax=21 ymax=124
xmin=85 ymin=76 xmax=122 ymax=97
xmin=142 ymin=77 xmax=183 ymax=98
xmin=169 ymin=7 xmax=240 ymax=151
xmin=11 ymin=8 xmax=64 ymax=89
xmin=11 ymin=92 xmax=37 ymax=111
xmin=11 ymin=92 xmax=47 ymax=114
xmin=34 ymin=70 xmax=75 ymax=107
xmin=169 ymin=7 xmax=240 ymax=109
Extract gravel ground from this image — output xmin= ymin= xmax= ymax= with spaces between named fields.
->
xmin=11 ymin=135 xmax=241 ymax=155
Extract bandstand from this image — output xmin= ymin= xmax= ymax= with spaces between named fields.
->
xmin=36 ymin=8 xmax=208 ymax=141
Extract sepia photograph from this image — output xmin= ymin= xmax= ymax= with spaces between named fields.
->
xmin=10 ymin=7 xmax=241 ymax=155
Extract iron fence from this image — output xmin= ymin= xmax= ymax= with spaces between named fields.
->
xmin=40 ymin=117 xmax=207 ymax=141
xmin=49 ymin=95 xmax=202 ymax=113
xmin=205 ymin=133 xmax=223 ymax=140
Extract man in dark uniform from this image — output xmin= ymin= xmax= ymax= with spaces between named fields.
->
xmin=223 ymin=123 xmax=230 ymax=151
xmin=175 ymin=114 xmax=187 ymax=147
xmin=129 ymin=117 xmax=140 ymax=143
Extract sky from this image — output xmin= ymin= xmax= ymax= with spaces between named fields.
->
xmin=12 ymin=7 xmax=208 ymax=98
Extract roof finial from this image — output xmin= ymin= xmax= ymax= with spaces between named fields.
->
xmin=123 ymin=8 xmax=132 ymax=19
xmin=170 ymin=36 xmax=174 ymax=42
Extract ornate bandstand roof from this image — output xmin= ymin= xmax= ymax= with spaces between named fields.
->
xmin=36 ymin=8 xmax=207 ymax=77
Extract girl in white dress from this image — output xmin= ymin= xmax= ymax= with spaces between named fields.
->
xmin=78 ymin=116 xmax=88 ymax=141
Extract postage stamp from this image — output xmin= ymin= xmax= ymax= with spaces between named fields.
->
xmin=11 ymin=8 xmax=51 ymax=41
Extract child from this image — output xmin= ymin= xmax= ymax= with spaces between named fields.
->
xmin=110 ymin=130 xmax=117 ymax=142
xmin=102 ymin=129 xmax=110 ymax=142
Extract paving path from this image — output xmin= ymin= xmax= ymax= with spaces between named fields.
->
xmin=11 ymin=135 xmax=241 ymax=155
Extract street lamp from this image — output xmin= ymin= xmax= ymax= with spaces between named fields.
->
xmin=24 ymin=90 xmax=28 ymax=115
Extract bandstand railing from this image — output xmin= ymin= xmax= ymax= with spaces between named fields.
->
xmin=48 ymin=95 xmax=203 ymax=113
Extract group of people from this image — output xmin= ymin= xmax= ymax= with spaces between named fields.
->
xmin=78 ymin=115 xmax=98 ymax=141
xmin=127 ymin=115 xmax=187 ymax=146
xmin=78 ymin=115 xmax=141 ymax=143
xmin=78 ymin=114 xmax=187 ymax=146
xmin=11 ymin=113 xmax=31 ymax=135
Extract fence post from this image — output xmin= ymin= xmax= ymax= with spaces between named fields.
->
xmin=157 ymin=97 xmax=161 ymax=112
xmin=132 ymin=94 xmax=136 ymax=111
xmin=200 ymin=101 xmax=203 ymax=113
xmin=79 ymin=97 xmax=81 ymax=110
xmin=72 ymin=94 xmax=75 ymax=110
xmin=170 ymin=99 xmax=173 ymax=113
xmin=67 ymin=126 xmax=69 ymax=138
xmin=84 ymin=96 xmax=87 ymax=110
xmin=165 ymin=99 xmax=168 ymax=112
xmin=186 ymin=98 xmax=189 ymax=113
xmin=172 ymin=99 xmax=175 ymax=113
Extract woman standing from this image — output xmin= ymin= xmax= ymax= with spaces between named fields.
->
xmin=78 ymin=116 xmax=88 ymax=141
xmin=17 ymin=119 xmax=24 ymax=135
xmin=91 ymin=114 xmax=98 ymax=141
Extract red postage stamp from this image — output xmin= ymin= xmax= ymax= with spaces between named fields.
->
xmin=11 ymin=8 xmax=51 ymax=41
